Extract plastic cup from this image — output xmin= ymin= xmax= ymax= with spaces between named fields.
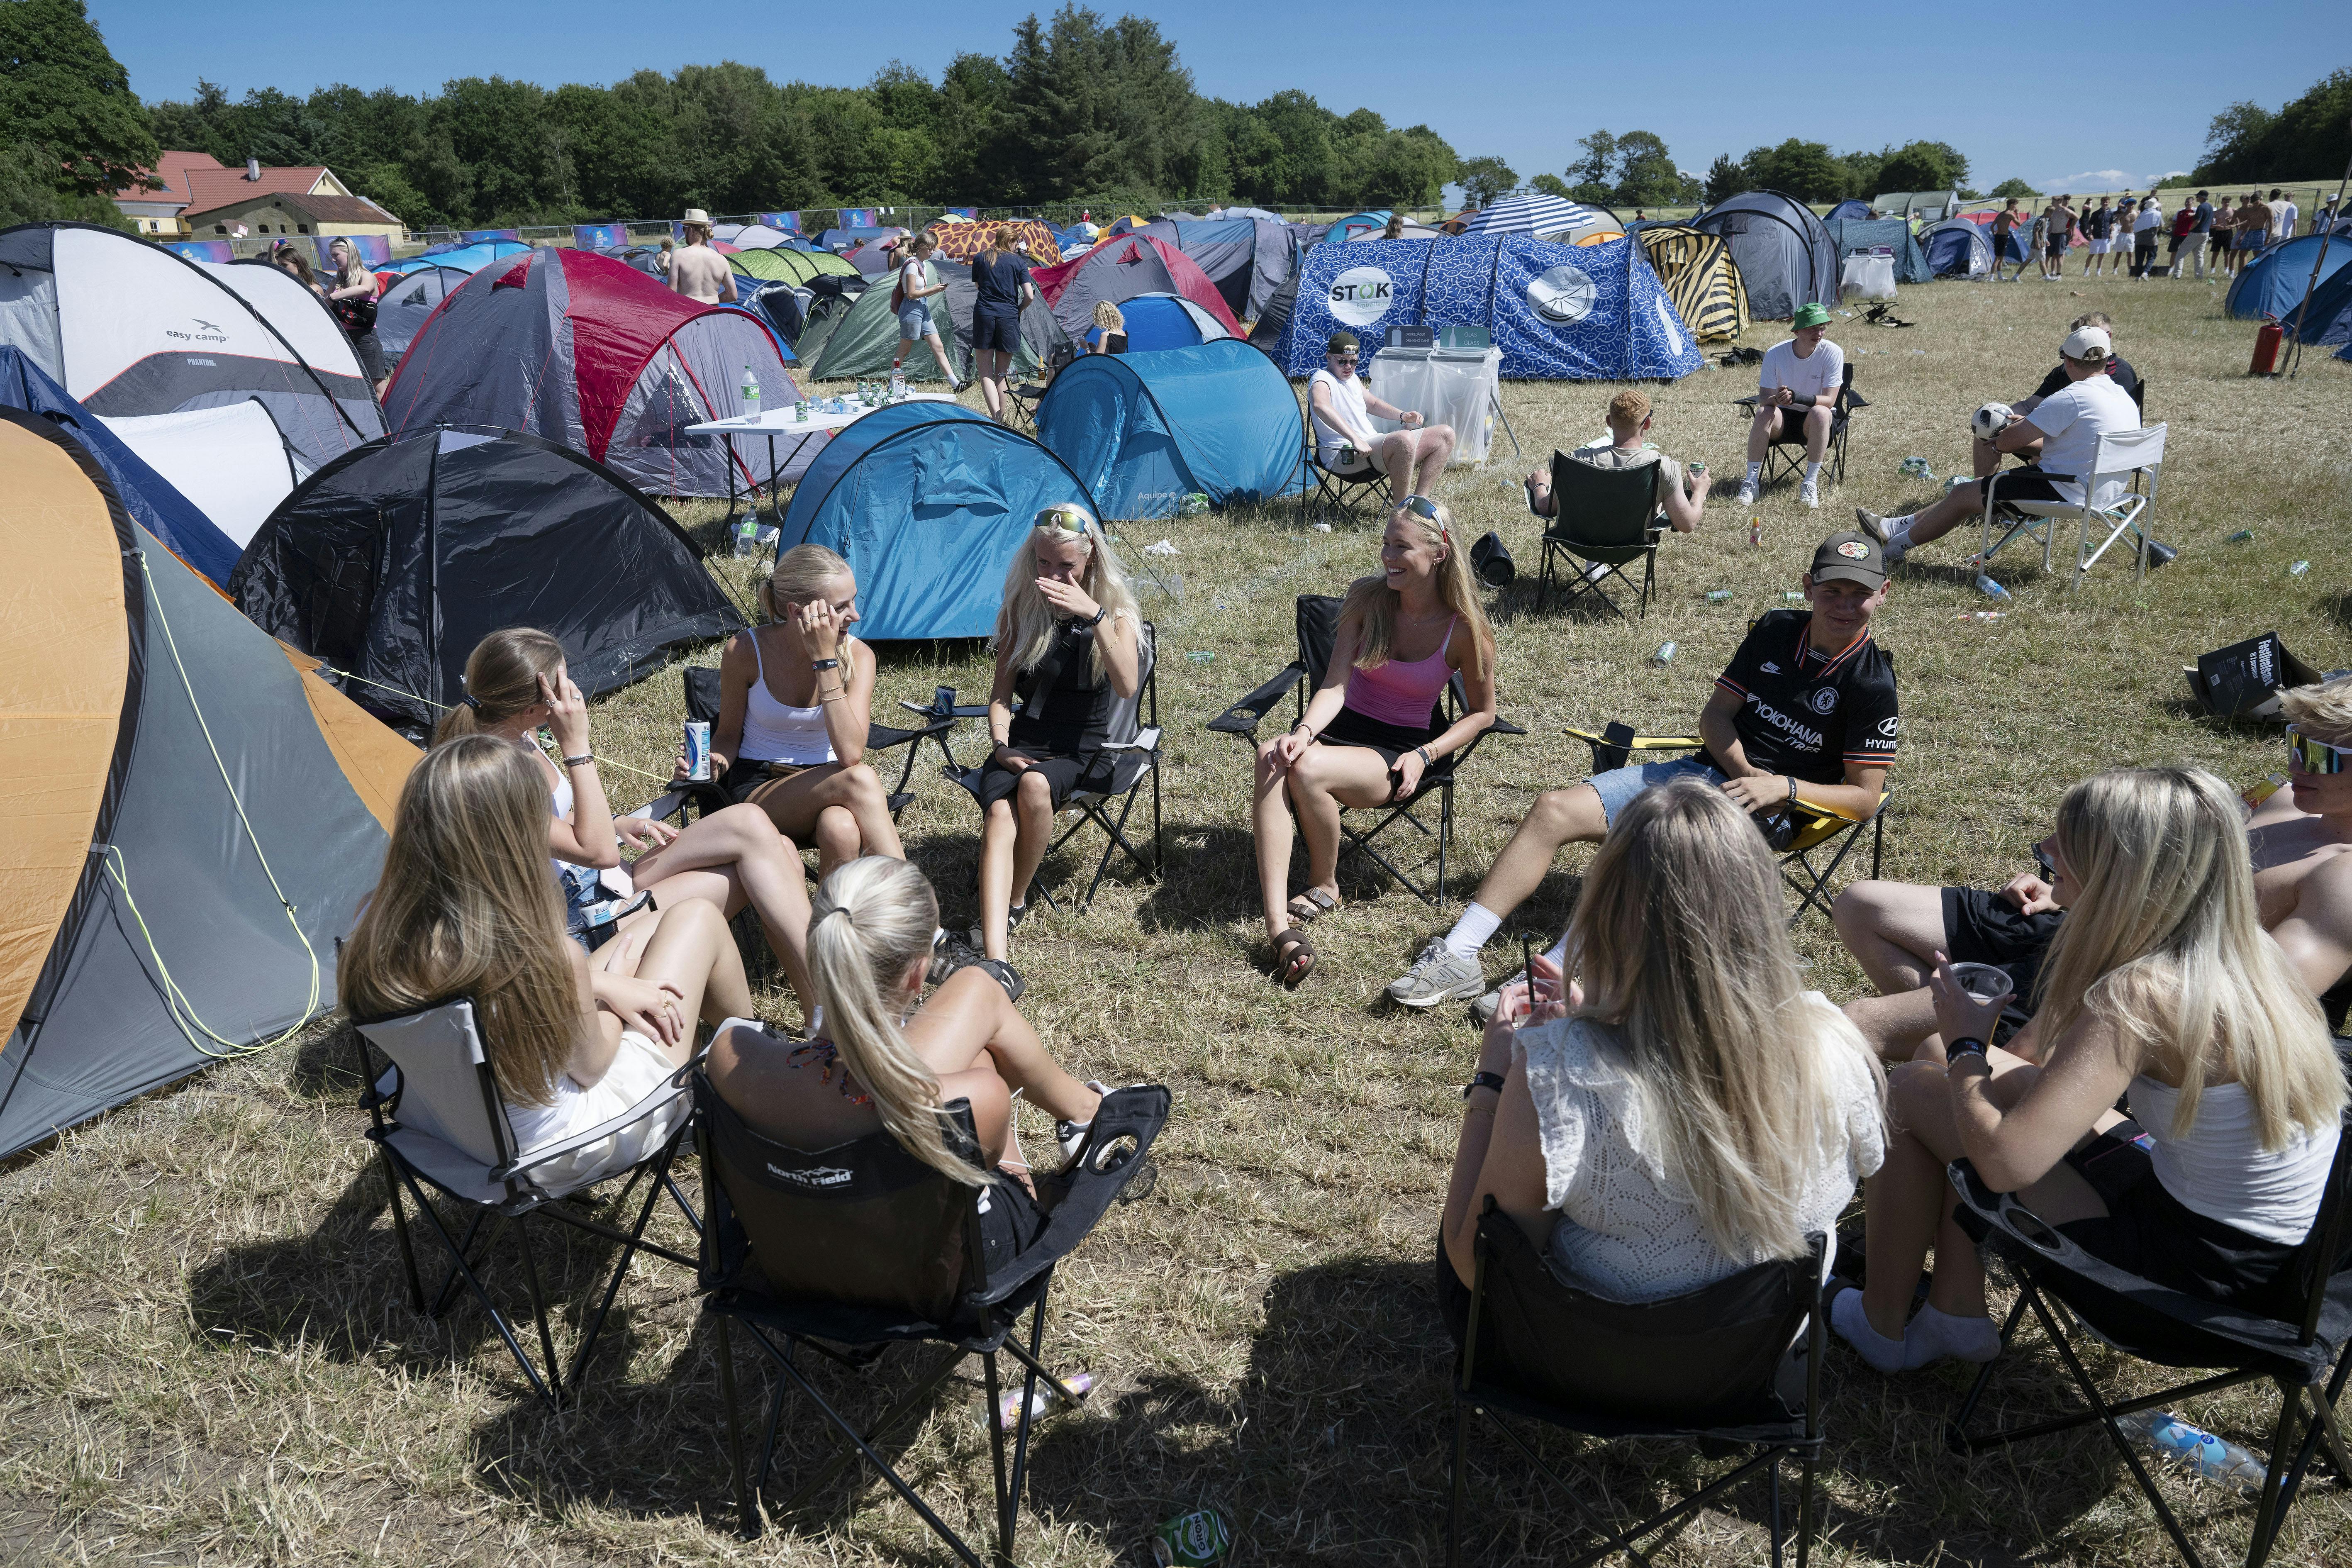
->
xmin=1947 ymin=961 xmax=2015 ymax=1005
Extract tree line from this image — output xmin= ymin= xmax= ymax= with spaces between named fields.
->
xmin=2198 ymin=69 xmax=2351 ymax=185
xmin=1448 ymin=132 xmax=1985 ymax=215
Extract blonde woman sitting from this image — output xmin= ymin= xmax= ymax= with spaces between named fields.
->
xmin=343 ymin=737 xmax=745 ymax=1188
xmin=692 ymin=544 xmax=906 ymax=873
xmin=1440 ymin=776 xmax=1886 ymax=1328
xmin=707 ymin=857 xmax=1112 ymax=1193
xmin=968 ymin=504 xmax=1142 ymax=981
xmin=1252 ymin=497 xmax=1496 ymax=985
xmin=1087 ymin=300 xmax=1127 ymax=355
xmin=439 ymin=627 xmax=815 ymax=1013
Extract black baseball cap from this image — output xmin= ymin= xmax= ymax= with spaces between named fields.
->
xmin=1811 ymin=531 xmax=1886 ymax=588
xmin=1326 ymin=331 xmax=1359 ymax=355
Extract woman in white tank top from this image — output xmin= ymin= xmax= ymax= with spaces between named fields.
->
xmin=695 ymin=544 xmax=905 ymax=873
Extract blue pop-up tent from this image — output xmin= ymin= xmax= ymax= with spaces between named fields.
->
xmin=1033 ymin=340 xmax=1304 ymax=520
xmin=2228 ymin=234 xmax=2352 ymax=321
xmin=775 ymin=402 xmax=1094 ymax=641
xmin=2292 ymin=263 xmax=2352 ymax=349
xmin=1258 ymin=234 xmax=1704 ymax=381
xmin=1922 ymin=219 xmax=1993 ymax=278
xmin=0 ymin=346 xmax=241 ymax=586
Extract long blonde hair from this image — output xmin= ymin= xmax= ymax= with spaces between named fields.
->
xmin=327 ymin=239 xmax=372 ymax=293
xmin=807 ymin=858 xmax=989 ymax=1185
xmin=2033 ymin=766 xmax=2344 ymax=1149
xmin=1341 ymin=498 xmax=1494 ymax=679
xmin=432 ymin=627 xmax=565 ymax=745
xmin=1564 ymin=776 xmax=1883 ymax=1263
xmin=341 ymin=737 xmax=579 ymax=1107
xmin=757 ymin=542 xmax=852 ymax=624
xmin=994 ymin=505 xmax=1139 ymax=682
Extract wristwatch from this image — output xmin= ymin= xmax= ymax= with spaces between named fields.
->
xmin=811 ymin=658 xmax=841 ymax=671
xmin=1463 ymin=1070 xmax=1507 ymax=1100
xmin=1085 ymin=605 xmax=1107 ymax=627
xmin=561 ymin=753 xmax=595 ymax=768
xmin=1948 ymin=1036 xmax=1990 ymax=1061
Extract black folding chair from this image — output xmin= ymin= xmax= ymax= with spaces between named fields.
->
xmin=1300 ymin=393 xmax=1392 ymax=523
xmin=1447 ymin=1199 xmax=1828 ymax=1568
xmin=695 ymin=1065 xmax=1170 ymax=1557
xmin=1004 ymin=340 xmax=1076 ymax=434
xmin=1535 ymin=453 xmax=1663 ymax=619
xmin=943 ymin=622 xmax=1163 ymax=912
xmin=1732 ymin=362 xmax=1867 ymax=489
xmin=349 ymin=997 xmax=701 ymax=1409
xmin=1207 ymin=595 xmax=1523 ymax=907
xmin=1943 ymin=1108 xmax=2352 ymax=1568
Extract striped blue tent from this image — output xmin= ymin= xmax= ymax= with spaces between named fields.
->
xmin=1033 ymin=341 xmax=1304 ymax=519
xmin=1455 ymin=193 xmax=1607 ymax=239
xmin=1260 ymin=234 xmax=1703 ymax=381
xmin=775 ymin=402 xmax=1093 ymax=641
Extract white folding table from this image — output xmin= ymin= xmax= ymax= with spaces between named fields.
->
xmin=1367 ymin=346 xmax=1514 ymax=465
xmin=688 ymin=393 xmax=960 ymax=523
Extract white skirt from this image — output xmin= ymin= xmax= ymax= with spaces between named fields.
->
xmin=505 ymin=1030 xmax=688 ymax=1194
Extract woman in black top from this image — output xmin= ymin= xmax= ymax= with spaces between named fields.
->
xmin=970 ymin=224 xmax=1033 ymax=424
xmin=971 ymin=503 xmax=1141 ymax=977
xmin=324 ymin=238 xmax=388 ymax=397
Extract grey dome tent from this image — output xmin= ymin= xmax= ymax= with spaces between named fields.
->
xmin=231 ymin=427 xmax=744 ymax=734
xmin=1120 ymin=218 xmax=1302 ymax=322
xmin=375 ymin=263 xmax=470 ymax=362
xmin=1923 ymin=218 xmax=1994 ymax=279
xmin=1689 ymin=192 xmax=1839 ymax=321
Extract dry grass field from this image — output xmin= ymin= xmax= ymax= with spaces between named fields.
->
xmin=5 ymin=270 xmax=2352 ymax=1567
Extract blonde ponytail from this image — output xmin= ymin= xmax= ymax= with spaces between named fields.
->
xmin=431 ymin=627 xmax=565 ymax=745
xmin=807 ymin=858 xmax=991 ymax=1185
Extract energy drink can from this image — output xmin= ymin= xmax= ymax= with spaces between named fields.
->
xmin=683 ymin=721 xmax=712 ymax=781
xmin=1152 ymin=1507 xmax=1233 ymax=1566
xmin=1651 ymin=641 xmax=1677 ymax=666
xmin=2227 ymin=529 xmax=2255 ymax=544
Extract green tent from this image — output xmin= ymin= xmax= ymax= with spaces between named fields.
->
xmin=800 ymin=260 xmax=1067 ymax=383
xmin=731 ymin=247 xmax=860 ymax=285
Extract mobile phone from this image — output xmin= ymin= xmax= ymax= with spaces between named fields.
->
xmin=935 ymin=684 xmax=955 ymax=714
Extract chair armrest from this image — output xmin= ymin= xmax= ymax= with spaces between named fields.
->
xmin=1731 ymin=394 xmax=1760 ymax=412
xmin=1206 ymin=662 xmax=1307 ymax=739
xmin=867 ymin=713 xmax=954 ymax=751
xmin=643 ymin=786 xmax=693 ymax=823
xmin=1104 ymin=726 xmax=1162 ymax=752
xmin=1798 ymin=789 xmax=1889 ymax=827
xmin=1844 ymin=391 xmax=1871 ymax=409
xmin=1562 ymin=727 xmax=1704 ymax=751
xmin=1487 ymin=716 xmax=1527 ymax=738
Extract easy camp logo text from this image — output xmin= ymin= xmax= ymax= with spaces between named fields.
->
xmin=1328 ymin=266 xmax=1394 ymax=327
xmin=164 ymin=317 xmax=230 ymax=345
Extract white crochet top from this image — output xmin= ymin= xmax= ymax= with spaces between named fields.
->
xmin=1514 ymin=994 xmax=1886 ymax=1303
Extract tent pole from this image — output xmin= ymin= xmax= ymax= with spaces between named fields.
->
xmin=2284 ymin=126 xmax=2352 ymax=380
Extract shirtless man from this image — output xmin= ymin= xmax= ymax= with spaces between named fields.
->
xmin=1836 ymin=674 xmax=2352 ymax=1062
xmin=669 ymin=209 xmax=737 ymax=306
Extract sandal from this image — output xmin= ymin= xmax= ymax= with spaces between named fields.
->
xmin=1286 ymin=888 xmax=1342 ymax=924
xmin=1271 ymin=928 xmax=1316 ymax=987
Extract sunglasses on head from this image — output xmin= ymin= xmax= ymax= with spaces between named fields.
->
xmin=1401 ymin=493 xmax=1451 ymax=543
xmin=2288 ymin=728 xmax=2352 ymax=775
xmin=1036 ymin=506 xmax=1091 ymax=536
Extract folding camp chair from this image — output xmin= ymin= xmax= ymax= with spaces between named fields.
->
xmin=943 ymin=622 xmax=1163 ymax=912
xmin=1942 ymin=1101 xmax=2352 ymax=1568
xmin=1301 ymin=442 xmax=1391 ymax=523
xmin=1004 ymin=341 xmax=1076 ymax=434
xmin=1565 ymin=725 xmax=1885 ymax=927
xmin=696 ymin=1066 xmax=1170 ymax=1556
xmin=1535 ymin=453 xmax=1663 ymax=619
xmin=1732 ymin=362 xmax=1867 ymax=488
xmin=1446 ymin=1198 xmax=1828 ymax=1568
xmin=1208 ymin=595 xmax=1524 ymax=906
xmin=1977 ymin=423 xmax=2168 ymax=588
xmin=349 ymin=997 xmax=700 ymax=1409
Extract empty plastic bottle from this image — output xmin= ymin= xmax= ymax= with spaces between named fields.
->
xmin=1974 ymin=573 xmax=2012 ymax=601
xmin=2114 ymin=1411 xmax=2268 ymax=1495
xmin=740 ymin=364 xmax=760 ymax=415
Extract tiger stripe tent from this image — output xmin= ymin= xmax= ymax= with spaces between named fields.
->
xmin=0 ymin=404 xmax=416 ymax=1159
xmin=1636 ymin=225 xmax=1749 ymax=344
xmin=920 ymin=217 xmax=1063 ymax=265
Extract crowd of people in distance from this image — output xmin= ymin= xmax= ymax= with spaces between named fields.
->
xmin=1992 ymin=187 xmax=2330 ymax=284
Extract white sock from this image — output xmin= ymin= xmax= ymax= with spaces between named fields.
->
xmin=1444 ymin=902 xmax=1503 ymax=960
xmin=1885 ymin=517 xmax=1915 ymax=555
xmin=1831 ymin=1289 xmax=1908 ymax=1374
xmin=1904 ymin=1305 xmax=2003 ymax=1368
xmin=1744 ymin=461 xmax=1763 ymax=487
xmin=1803 ymin=460 xmax=1823 ymax=484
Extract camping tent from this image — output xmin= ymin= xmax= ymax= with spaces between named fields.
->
xmin=799 ymin=259 xmax=957 ymax=381
xmin=816 ymin=226 xmax=908 ymax=253
xmin=1096 ymin=293 xmax=1233 ymax=351
xmin=725 ymin=224 xmax=798 ymax=251
xmin=1257 ymin=234 xmax=1704 ymax=382
xmin=100 ymin=402 xmax=305 ymax=550
xmin=383 ymin=247 xmax=802 ymax=497
xmin=392 ymin=239 xmax=531 ymax=276
xmin=733 ymin=245 xmax=861 ymax=286
xmin=1688 ymin=192 xmax=1839 ymax=320
xmin=843 ymin=237 xmax=905 ymax=276
xmin=734 ymin=281 xmax=809 ymax=351
xmin=232 ymin=427 xmax=745 ymax=732
xmin=374 ymin=263 xmax=470 ymax=360
xmin=2289 ymin=262 xmax=2352 ymax=348
xmin=2228 ymin=234 xmax=2352 ymax=321
xmin=0 ymin=222 xmax=383 ymax=473
xmin=1636 ymin=226 xmax=1749 ymax=344
xmin=1349 ymin=222 xmax=1443 ymax=241
xmin=1033 ymin=340 xmax=1303 ymax=519
xmin=1324 ymin=211 xmax=1392 ymax=245
xmin=1030 ymin=234 xmax=1243 ymax=344
xmin=1120 ymin=218 xmax=1302 ymax=322
xmin=934 ymin=258 xmax=1072 ymax=377
xmin=1875 ymin=192 xmax=1962 ymax=222
xmin=1824 ymin=200 xmax=1873 ymax=222
xmin=0 ymin=405 xmax=417 ymax=1160
xmin=0 ymin=346 xmax=242 ymax=585
xmin=775 ymin=401 xmax=1093 ymax=641
xmin=1922 ymin=218 xmax=1994 ymax=278
xmin=921 ymin=217 xmax=1063 ymax=266
xmin=1823 ymin=218 xmax=1933 ymax=285
xmin=1454 ymin=193 xmax=1612 ymax=241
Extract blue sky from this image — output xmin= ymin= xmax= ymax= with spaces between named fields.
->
xmin=94 ymin=0 xmax=2352 ymax=199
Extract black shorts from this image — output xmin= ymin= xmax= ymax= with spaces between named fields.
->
xmin=2056 ymin=1127 xmax=2306 ymax=1320
xmin=1969 ymin=467 xmax=2073 ymax=508
xmin=717 ymin=755 xmax=828 ymax=805
xmin=972 ymin=306 xmax=1020 ymax=355
xmin=1767 ymin=406 xmax=1813 ymax=442
xmin=2044 ymin=240 xmax=2067 ymax=258
xmin=973 ymin=749 xmax=1116 ymax=811
xmin=349 ymin=330 xmax=386 ymax=380
xmin=1318 ymin=703 xmax=1439 ymax=767
xmin=1942 ymin=885 xmax=2063 ymax=1046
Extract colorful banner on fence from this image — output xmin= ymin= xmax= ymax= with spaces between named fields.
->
xmin=573 ymin=223 xmax=630 ymax=249
xmin=758 ymin=212 xmax=803 ymax=233
xmin=165 ymin=240 xmax=236 ymax=263
xmin=461 ymin=229 xmax=520 ymax=243
xmin=311 ymin=234 xmax=391 ymax=268
xmin=835 ymin=207 xmax=876 ymax=229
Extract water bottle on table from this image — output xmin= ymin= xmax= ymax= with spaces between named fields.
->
xmin=740 ymin=364 xmax=760 ymax=417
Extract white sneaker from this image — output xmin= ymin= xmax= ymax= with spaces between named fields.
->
xmin=1799 ymin=480 xmax=1820 ymax=509
xmin=1735 ymin=481 xmax=1758 ymax=507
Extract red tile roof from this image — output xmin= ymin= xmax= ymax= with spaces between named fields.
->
xmin=135 ymin=150 xmax=341 ymax=216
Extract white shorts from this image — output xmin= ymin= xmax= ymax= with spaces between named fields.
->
xmin=517 ymin=1031 xmax=687 ymax=1194
xmin=2088 ymin=238 xmax=2111 ymax=254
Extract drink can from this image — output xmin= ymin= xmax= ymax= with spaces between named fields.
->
xmin=683 ymin=721 xmax=712 ymax=781
xmin=2227 ymin=529 xmax=2255 ymax=543
xmin=1687 ymin=460 xmax=1706 ymax=476
xmin=1651 ymin=641 xmax=1677 ymax=666
xmin=1152 ymin=1507 xmax=1233 ymax=1567
xmin=1705 ymin=589 xmax=1733 ymax=601
xmin=2291 ymin=560 xmax=2311 ymax=576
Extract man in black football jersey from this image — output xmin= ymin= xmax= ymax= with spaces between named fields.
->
xmin=1388 ymin=532 xmax=1899 ymax=1010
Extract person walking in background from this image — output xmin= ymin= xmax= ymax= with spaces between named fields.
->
xmin=2208 ymin=196 xmax=2237 ymax=278
xmin=2081 ymin=197 xmax=2115 ymax=278
xmin=890 ymin=232 xmax=963 ymax=388
xmin=2129 ymin=197 xmax=2163 ymax=279
xmin=1991 ymin=199 xmax=2027 ymax=282
xmin=2026 ymin=205 xmax=2052 ymax=280
xmin=655 ymin=238 xmax=674 ymax=278
xmin=2187 ymin=190 xmax=2215 ymax=280
xmin=669 ymin=210 xmax=736 ymax=305
xmin=968 ymin=225 xmax=1033 ymax=424
xmin=2041 ymin=197 xmax=2076 ymax=280
xmin=322 ymin=238 xmax=388 ymax=398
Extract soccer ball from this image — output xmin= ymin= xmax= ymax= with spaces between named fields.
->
xmin=1971 ymin=401 xmax=2016 ymax=441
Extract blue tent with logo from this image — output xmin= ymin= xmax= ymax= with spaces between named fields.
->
xmin=1092 ymin=293 xmax=1233 ymax=353
xmin=1324 ymin=211 xmax=1392 ymax=245
xmin=2228 ymin=234 xmax=2352 ymax=321
xmin=1922 ymin=218 xmax=1993 ymax=278
xmin=775 ymin=402 xmax=1094 ymax=641
xmin=1033 ymin=341 xmax=1304 ymax=520
xmin=1257 ymin=234 xmax=1704 ymax=381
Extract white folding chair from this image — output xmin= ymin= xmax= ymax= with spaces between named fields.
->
xmin=352 ymin=998 xmax=701 ymax=1407
xmin=1979 ymin=422 xmax=2167 ymax=588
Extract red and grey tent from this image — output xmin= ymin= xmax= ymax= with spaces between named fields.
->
xmin=1027 ymin=234 xmax=1243 ymax=344
xmin=383 ymin=248 xmax=803 ymax=497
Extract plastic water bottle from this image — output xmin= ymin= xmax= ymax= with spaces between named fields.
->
xmin=1973 ymin=573 xmax=2012 ymax=601
xmin=2115 ymin=1411 xmax=2268 ymax=1495
xmin=890 ymin=366 xmax=907 ymax=402
xmin=740 ymin=364 xmax=760 ymax=416
xmin=732 ymin=517 xmax=758 ymax=558
xmin=1749 ymin=515 xmax=1762 ymax=548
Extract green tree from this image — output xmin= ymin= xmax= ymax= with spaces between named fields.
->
xmin=1701 ymin=152 xmax=1744 ymax=205
xmin=1741 ymin=139 xmax=1842 ymax=201
xmin=1528 ymin=172 xmax=1572 ymax=200
xmin=0 ymin=0 xmax=157 ymax=198
xmin=2197 ymin=70 xmax=2351 ymax=184
xmin=1610 ymin=130 xmax=1678 ymax=206
xmin=1572 ymin=129 xmax=1616 ymax=189
xmin=1455 ymin=154 xmax=1516 ymax=207
xmin=1875 ymin=139 xmax=1968 ymax=194
xmin=1988 ymin=177 xmax=2037 ymax=199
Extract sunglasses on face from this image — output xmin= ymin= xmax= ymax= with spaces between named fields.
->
xmin=2288 ymin=728 xmax=2352 ymax=775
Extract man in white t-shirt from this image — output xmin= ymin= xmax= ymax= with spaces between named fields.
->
xmin=2274 ymin=190 xmax=2300 ymax=241
xmin=1853 ymin=324 xmax=2140 ymax=568
xmin=1306 ymin=330 xmax=1456 ymax=498
xmin=669 ymin=209 xmax=737 ymax=305
xmin=1737 ymin=302 xmax=1844 ymax=511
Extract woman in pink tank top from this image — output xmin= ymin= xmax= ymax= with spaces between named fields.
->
xmin=1252 ymin=497 xmax=1499 ymax=985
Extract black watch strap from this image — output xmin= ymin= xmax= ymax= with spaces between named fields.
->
xmin=1464 ymin=1070 xmax=1507 ymax=1100
xmin=1949 ymin=1036 xmax=1990 ymax=1061
xmin=811 ymin=657 xmax=841 ymax=671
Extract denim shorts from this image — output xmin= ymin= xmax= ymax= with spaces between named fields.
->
xmin=896 ymin=300 xmax=935 ymax=339
xmin=1584 ymin=755 xmax=1726 ymax=827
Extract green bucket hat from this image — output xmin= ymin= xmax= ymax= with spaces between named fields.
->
xmin=1791 ymin=302 xmax=1832 ymax=329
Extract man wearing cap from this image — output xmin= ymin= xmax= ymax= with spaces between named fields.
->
xmin=1308 ymin=331 xmax=1456 ymax=499
xmin=1387 ymin=532 xmax=1896 ymax=1009
xmin=1738 ymin=303 xmax=1843 ymax=511
xmin=670 ymin=209 xmax=737 ymax=306
xmin=1524 ymin=388 xmax=1711 ymax=533
xmin=1964 ymin=311 xmax=2137 ymax=481
xmin=1855 ymin=322 xmax=2139 ymax=569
